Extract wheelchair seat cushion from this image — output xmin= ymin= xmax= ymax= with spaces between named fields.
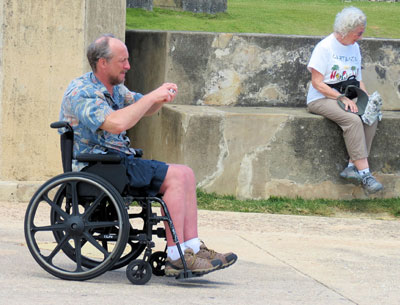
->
xmin=109 ymin=149 xmax=169 ymax=196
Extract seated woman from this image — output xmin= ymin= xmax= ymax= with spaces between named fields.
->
xmin=306 ymin=6 xmax=383 ymax=194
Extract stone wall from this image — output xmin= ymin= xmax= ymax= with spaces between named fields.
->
xmin=182 ymin=0 xmax=227 ymax=13
xmin=0 ymin=0 xmax=126 ymax=201
xmin=126 ymin=30 xmax=400 ymax=110
xmin=1 ymin=15 xmax=399 ymax=201
xmin=127 ymin=0 xmax=153 ymax=10
xmin=125 ymin=30 xmax=400 ymax=200
xmin=153 ymin=0 xmax=227 ymax=13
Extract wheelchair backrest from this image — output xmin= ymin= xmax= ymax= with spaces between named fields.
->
xmin=50 ymin=121 xmax=129 ymax=194
xmin=50 ymin=121 xmax=73 ymax=173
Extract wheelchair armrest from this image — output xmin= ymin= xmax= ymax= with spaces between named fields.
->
xmin=50 ymin=121 xmax=73 ymax=132
xmin=76 ymin=153 xmax=122 ymax=163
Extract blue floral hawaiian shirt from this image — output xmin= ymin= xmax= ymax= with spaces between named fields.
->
xmin=60 ymin=72 xmax=143 ymax=170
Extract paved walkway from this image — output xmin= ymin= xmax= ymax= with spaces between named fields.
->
xmin=1 ymin=201 xmax=399 ymax=305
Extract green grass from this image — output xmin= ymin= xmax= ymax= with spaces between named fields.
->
xmin=197 ymin=189 xmax=400 ymax=219
xmin=127 ymin=0 xmax=400 ymax=38
xmin=127 ymin=1 xmax=400 ymax=218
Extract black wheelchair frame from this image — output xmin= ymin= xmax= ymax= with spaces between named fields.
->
xmin=24 ymin=121 xmax=196 ymax=285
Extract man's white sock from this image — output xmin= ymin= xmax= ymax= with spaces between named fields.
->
xmin=184 ymin=237 xmax=201 ymax=254
xmin=167 ymin=244 xmax=186 ymax=261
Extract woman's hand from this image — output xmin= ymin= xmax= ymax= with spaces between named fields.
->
xmin=339 ymin=96 xmax=358 ymax=113
xmin=311 ymin=69 xmax=360 ymax=113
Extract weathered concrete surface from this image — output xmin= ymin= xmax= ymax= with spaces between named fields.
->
xmin=182 ymin=0 xmax=227 ymax=14
xmin=0 ymin=181 xmax=42 ymax=203
xmin=130 ymin=105 xmax=400 ymax=200
xmin=2 ymin=201 xmax=400 ymax=305
xmin=362 ymin=38 xmax=400 ymax=110
xmin=126 ymin=30 xmax=400 ymax=110
xmin=125 ymin=30 xmax=400 ymax=199
xmin=153 ymin=0 xmax=227 ymax=13
xmin=0 ymin=0 xmax=126 ymax=199
xmin=127 ymin=0 xmax=153 ymax=10
xmin=153 ymin=0 xmax=180 ymax=10
xmin=1 ymin=28 xmax=399 ymax=202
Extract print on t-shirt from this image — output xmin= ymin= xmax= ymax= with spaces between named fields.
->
xmin=330 ymin=54 xmax=359 ymax=81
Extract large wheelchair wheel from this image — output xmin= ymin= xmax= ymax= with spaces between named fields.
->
xmin=24 ymin=172 xmax=130 ymax=281
xmin=50 ymin=189 xmax=147 ymax=270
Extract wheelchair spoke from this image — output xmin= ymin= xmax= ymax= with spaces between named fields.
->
xmin=45 ymin=232 xmax=71 ymax=263
xmin=73 ymin=236 xmax=83 ymax=272
xmin=68 ymin=181 xmax=80 ymax=216
xmin=83 ymin=232 xmax=110 ymax=257
xmin=101 ymin=241 xmax=109 ymax=252
xmin=43 ymin=193 xmax=70 ymax=220
xmin=31 ymin=223 xmax=67 ymax=233
xmin=82 ymin=192 xmax=107 ymax=220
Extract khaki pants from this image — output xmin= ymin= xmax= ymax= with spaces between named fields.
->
xmin=307 ymin=98 xmax=378 ymax=161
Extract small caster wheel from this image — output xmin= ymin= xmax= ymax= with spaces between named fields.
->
xmin=126 ymin=260 xmax=152 ymax=285
xmin=149 ymin=251 xmax=167 ymax=276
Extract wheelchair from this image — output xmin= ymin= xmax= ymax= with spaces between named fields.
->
xmin=24 ymin=121 xmax=197 ymax=285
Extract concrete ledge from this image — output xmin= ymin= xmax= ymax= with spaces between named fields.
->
xmin=4 ymin=106 xmax=398 ymax=202
xmin=0 ymin=181 xmax=43 ymax=202
xmin=130 ymin=105 xmax=400 ymax=200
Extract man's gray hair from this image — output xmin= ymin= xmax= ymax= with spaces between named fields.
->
xmin=333 ymin=7 xmax=367 ymax=37
xmin=87 ymin=34 xmax=116 ymax=72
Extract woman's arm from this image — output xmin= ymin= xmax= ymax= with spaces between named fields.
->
xmin=311 ymin=68 xmax=358 ymax=113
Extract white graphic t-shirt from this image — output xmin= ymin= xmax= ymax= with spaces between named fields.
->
xmin=306 ymin=33 xmax=362 ymax=104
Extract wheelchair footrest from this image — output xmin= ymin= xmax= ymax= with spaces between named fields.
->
xmin=175 ymin=270 xmax=200 ymax=280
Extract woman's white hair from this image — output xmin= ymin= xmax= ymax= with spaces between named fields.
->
xmin=333 ymin=6 xmax=367 ymax=37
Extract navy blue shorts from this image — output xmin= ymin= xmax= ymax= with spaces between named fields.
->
xmin=110 ymin=150 xmax=169 ymax=196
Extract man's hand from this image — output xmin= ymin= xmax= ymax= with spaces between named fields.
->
xmin=149 ymin=83 xmax=178 ymax=104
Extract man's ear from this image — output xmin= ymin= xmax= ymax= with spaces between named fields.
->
xmin=97 ymin=58 xmax=107 ymax=70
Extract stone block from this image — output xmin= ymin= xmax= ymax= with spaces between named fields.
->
xmin=127 ymin=0 xmax=153 ymax=10
xmin=129 ymin=105 xmax=400 ymax=200
xmin=182 ymin=0 xmax=227 ymax=13
xmin=126 ymin=30 xmax=400 ymax=111
xmin=153 ymin=0 xmax=227 ymax=13
xmin=153 ymin=0 xmax=181 ymax=10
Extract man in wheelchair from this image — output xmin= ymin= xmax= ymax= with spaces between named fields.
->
xmin=59 ymin=34 xmax=237 ymax=277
